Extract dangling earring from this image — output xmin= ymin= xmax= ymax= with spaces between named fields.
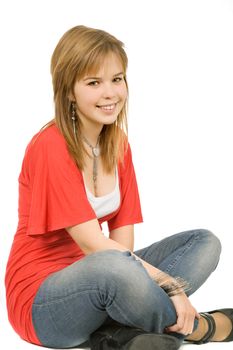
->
xmin=71 ymin=102 xmax=77 ymax=139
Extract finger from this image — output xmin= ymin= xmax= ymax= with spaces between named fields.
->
xmin=168 ymin=314 xmax=195 ymax=335
xmin=166 ymin=315 xmax=185 ymax=333
xmin=182 ymin=310 xmax=198 ymax=334
xmin=166 ymin=325 xmax=181 ymax=333
xmin=187 ymin=313 xmax=199 ymax=335
xmin=182 ymin=319 xmax=195 ymax=335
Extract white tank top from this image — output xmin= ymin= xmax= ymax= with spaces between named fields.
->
xmin=83 ymin=170 xmax=120 ymax=219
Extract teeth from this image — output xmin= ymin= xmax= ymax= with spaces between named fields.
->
xmin=99 ymin=104 xmax=115 ymax=110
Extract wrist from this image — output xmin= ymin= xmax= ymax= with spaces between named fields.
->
xmin=153 ymin=272 xmax=190 ymax=297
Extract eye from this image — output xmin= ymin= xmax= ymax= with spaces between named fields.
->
xmin=87 ymin=81 xmax=99 ymax=86
xmin=113 ymin=77 xmax=123 ymax=83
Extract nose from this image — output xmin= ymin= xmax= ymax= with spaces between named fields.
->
xmin=102 ymin=82 xmax=116 ymax=99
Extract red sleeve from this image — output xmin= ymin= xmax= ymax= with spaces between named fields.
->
xmin=21 ymin=126 xmax=96 ymax=236
xmin=107 ymin=144 xmax=143 ymax=231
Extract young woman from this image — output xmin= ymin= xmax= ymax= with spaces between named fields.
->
xmin=5 ymin=25 xmax=233 ymax=350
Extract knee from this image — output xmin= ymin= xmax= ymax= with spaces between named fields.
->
xmin=103 ymin=250 xmax=146 ymax=282
xmin=90 ymin=249 xmax=151 ymax=295
xmin=199 ymin=229 xmax=221 ymax=253
xmin=88 ymin=249 xmax=141 ymax=281
xmin=197 ymin=229 xmax=222 ymax=264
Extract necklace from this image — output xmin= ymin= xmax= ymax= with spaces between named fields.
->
xmin=82 ymin=135 xmax=100 ymax=194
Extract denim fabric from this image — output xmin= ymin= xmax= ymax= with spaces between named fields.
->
xmin=32 ymin=229 xmax=221 ymax=348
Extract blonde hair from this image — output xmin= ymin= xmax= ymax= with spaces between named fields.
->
xmin=47 ymin=25 xmax=128 ymax=172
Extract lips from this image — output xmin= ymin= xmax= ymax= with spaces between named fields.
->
xmin=97 ymin=103 xmax=117 ymax=110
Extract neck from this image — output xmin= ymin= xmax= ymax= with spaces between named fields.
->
xmin=81 ymin=124 xmax=103 ymax=146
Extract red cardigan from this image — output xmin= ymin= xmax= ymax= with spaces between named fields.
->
xmin=5 ymin=124 xmax=143 ymax=345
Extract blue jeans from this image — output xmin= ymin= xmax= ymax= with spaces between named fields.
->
xmin=32 ymin=229 xmax=221 ymax=348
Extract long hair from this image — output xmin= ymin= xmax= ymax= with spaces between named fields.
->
xmin=47 ymin=25 xmax=128 ymax=172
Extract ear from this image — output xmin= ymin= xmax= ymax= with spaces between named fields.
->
xmin=68 ymin=95 xmax=75 ymax=102
xmin=68 ymin=89 xmax=75 ymax=102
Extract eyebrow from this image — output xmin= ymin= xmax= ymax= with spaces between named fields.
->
xmin=83 ymin=72 xmax=124 ymax=81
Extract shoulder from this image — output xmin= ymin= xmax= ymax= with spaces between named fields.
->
xmin=25 ymin=123 xmax=69 ymax=160
xmin=21 ymin=124 xmax=79 ymax=178
xmin=123 ymin=141 xmax=133 ymax=163
xmin=118 ymin=141 xmax=133 ymax=176
xmin=28 ymin=123 xmax=66 ymax=150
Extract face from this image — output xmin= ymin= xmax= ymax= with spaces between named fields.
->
xmin=72 ymin=53 xmax=128 ymax=132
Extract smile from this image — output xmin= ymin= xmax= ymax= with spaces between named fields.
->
xmin=97 ymin=103 xmax=117 ymax=111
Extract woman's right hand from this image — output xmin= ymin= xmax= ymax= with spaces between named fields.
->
xmin=166 ymin=292 xmax=200 ymax=335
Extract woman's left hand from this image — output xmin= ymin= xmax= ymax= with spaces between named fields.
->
xmin=166 ymin=292 xmax=200 ymax=335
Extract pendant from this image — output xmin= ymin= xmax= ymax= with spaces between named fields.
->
xmin=92 ymin=147 xmax=100 ymax=157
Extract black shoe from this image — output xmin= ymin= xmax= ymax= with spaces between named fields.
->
xmin=186 ymin=308 xmax=233 ymax=344
xmin=208 ymin=309 xmax=233 ymax=342
xmin=90 ymin=321 xmax=181 ymax=350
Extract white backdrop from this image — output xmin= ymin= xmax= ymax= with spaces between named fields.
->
xmin=0 ymin=0 xmax=233 ymax=349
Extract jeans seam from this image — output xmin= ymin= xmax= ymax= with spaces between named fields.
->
xmin=33 ymin=287 xmax=115 ymax=308
xmin=108 ymin=297 xmax=144 ymax=329
xmin=32 ymin=303 xmax=69 ymax=345
xmin=141 ymin=231 xmax=201 ymax=272
xmin=165 ymin=233 xmax=200 ymax=274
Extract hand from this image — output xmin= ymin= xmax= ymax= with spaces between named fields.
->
xmin=166 ymin=292 xmax=200 ymax=335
